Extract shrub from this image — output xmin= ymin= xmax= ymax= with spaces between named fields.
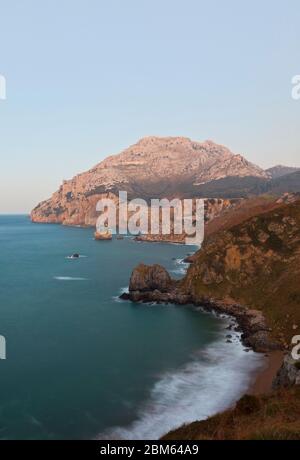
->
xmin=235 ymin=394 xmax=261 ymax=415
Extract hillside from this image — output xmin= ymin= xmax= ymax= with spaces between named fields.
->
xmin=162 ymin=388 xmax=300 ymax=440
xmin=183 ymin=198 xmax=300 ymax=345
xmin=263 ymin=170 xmax=300 ymax=195
xmin=190 ymin=171 xmax=300 ymax=198
xmin=266 ymin=165 xmax=300 ymax=179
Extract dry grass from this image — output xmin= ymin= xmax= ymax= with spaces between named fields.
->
xmin=162 ymin=387 xmax=300 ymax=440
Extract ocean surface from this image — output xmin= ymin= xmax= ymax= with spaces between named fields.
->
xmin=0 ymin=215 xmax=265 ymax=440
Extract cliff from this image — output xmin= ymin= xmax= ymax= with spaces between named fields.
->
xmin=183 ymin=198 xmax=300 ymax=345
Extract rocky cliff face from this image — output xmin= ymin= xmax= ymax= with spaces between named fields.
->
xmin=123 ymin=262 xmax=281 ymax=352
xmin=183 ymin=199 xmax=300 ymax=345
xmin=31 ymin=137 xmax=267 ymax=225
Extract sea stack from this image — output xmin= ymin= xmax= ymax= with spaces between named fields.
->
xmin=94 ymin=230 xmax=112 ymax=241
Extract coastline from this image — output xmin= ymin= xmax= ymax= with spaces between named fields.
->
xmin=121 ymin=252 xmax=286 ymax=438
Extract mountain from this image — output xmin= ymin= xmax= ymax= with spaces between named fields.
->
xmin=191 ymin=170 xmax=300 ymax=198
xmin=31 ymin=136 xmax=267 ymax=225
xmin=266 ymin=165 xmax=300 ymax=179
xmin=263 ymin=170 xmax=300 ymax=195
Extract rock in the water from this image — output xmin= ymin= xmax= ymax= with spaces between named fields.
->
xmin=94 ymin=230 xmax=112 ymax=240
xmin=129 ymin=264 xmax=172 ymax=293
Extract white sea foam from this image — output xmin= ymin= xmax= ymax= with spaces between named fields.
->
xmin=171 ymin=258 xmax=189 ymax=276
xmin=98 ymin=327 xmax=266 ymax=440
xmin=112 ymin=286 xmax=129 ymax=302
xmin=54 ymin=276 xmax=88 ymax=281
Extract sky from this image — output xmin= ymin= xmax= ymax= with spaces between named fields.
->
xmin=0 ymin=0 xmax=300 ymax=213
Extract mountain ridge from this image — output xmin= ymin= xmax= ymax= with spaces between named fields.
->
xmin=31 ymin=136 xmax=268 ymax=225
xmin=266 ymin=165 xmax=300 ymax=179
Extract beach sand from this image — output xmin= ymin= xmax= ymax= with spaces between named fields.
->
xmin=249 ymin=350 xmax=284 ymax=395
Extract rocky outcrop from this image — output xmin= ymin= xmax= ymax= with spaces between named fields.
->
xmin=121 ymin=264 xmax=280 ymax=353
xmin=94 ymin=230 xmax=112 ymax=240
xmin=31 ymin=137 xmax=267 ymax=225
xmin=129 ymin=264 xmax=173 ymax=293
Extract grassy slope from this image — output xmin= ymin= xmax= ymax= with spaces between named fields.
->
xmin=162 ymin=387 xmax=300 ymax=440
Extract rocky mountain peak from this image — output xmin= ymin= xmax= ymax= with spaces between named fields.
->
xmin=31 ymin=136 xmax=268 ymax=225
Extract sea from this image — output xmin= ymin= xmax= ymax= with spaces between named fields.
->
xmin=0 ymin=215 xmax=265 ymax=439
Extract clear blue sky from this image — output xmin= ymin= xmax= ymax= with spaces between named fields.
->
xmin=0 ymin=0 xmax=300 ymax=213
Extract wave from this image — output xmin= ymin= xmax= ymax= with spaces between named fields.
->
xmin=171 ymin=258 xmax=189 ymax=276
xmin=54 ymin=276 xmax=89 ymax=281
xmin=98 ymin=326 xmax=265 ymax=440
xmin=65 ymin=255 xmax=88 ymax=259
xmin=112 ymin=286 xmax=129 ymax=303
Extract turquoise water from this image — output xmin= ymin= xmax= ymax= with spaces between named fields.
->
xmin=0 ymin=216 xmax=263 ymax=440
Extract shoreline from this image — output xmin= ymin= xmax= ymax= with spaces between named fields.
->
xmin=249 ymin=350 xmax=284 ymax=396
xmin=119 ymin=297 xmax=285 ymax=437
xmin=121 ymin=257 xmax=285 ymax=438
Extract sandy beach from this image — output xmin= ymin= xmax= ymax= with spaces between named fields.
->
xmin=249 ymin=350 xmax=284 ymax=395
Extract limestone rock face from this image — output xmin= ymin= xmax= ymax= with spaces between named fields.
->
xmin=129 ymin=264 xmax=172 ymax=293
xmin=31 ymin=136 xmax=267 ymax=225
